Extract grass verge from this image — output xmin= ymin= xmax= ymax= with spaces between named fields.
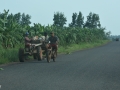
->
xmin=0 ymin=48 xmax=19 ymax=64
xmin=58 ymin=40 xmax=111 ymax=54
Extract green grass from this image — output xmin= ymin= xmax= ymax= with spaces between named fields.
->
xmin=58 ymin=40 xmax=111 ymax=54
xmin=0 ymin=48 xmax=19 ymax=64
xmin=0 ymin=40 xmax=111 ymax=65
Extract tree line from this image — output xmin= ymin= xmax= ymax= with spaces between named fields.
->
xmin=53 ymin=12 xmax=101 ymax=29
xmin=0 ymin=9 xmax=110 ymax=49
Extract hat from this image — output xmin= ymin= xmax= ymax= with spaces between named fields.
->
xmin=25 ymin=32 xmax=29 ymax=35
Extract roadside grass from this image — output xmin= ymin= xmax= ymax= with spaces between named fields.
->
xmin=0 ymin=48 xmax=19 ymax=64
xmin=0 ymin=40 xmax=111 ymax=65
xmin=58 ymin=40 xmax=111 ymax=54
xmin=0 ymin=44 xmax=23 ymax=65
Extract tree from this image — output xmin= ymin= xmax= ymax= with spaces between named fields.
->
xmin=53 ymin=12 xmax=67 ymax=27
xmin=84 ymin=12 xmax=92 ymax=28
xmin=76 ymin=12 xmax=84 ymax=28
xmin=84 ymin=12 xmax=101 ymax=28
xmin=21 ymin=13 xmax=31 ymax=27
xmin=69 ymin=13 xmax=77 ymax=27
xmin=14 ymin=12 xmax=21 ymax=24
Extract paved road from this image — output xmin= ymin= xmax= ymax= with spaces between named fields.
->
xmin=0 ymin=41 xmax=120 ymax=90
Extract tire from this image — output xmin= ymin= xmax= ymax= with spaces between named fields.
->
xmin=37 ymin=46 xmax=42 ymax=61
xmin=46 ymin=50 xmax=51 ymax=63
xmin=18 ymin=48 xmax=24 ymax=62
xmin=33 ymin=53 xmax=37 ymax=59
xmin=53 ymin=50 xmax=57 ymax=62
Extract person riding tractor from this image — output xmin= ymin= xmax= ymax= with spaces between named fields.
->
xmin=46 ymin=31 xmax=59 ymax=56
xmin=24 ymin=32 xmax=43 ymax=60
xmin=24 ymin=32 xmax=31 ymax=46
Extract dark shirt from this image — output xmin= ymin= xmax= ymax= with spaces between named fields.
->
xmin=48 ymin=36 xmax=59 ymax=44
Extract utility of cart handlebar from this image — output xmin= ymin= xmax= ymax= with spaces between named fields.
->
xmin=30 ymin=43 xmax=42 ymax=47
xmin=29 ymin=41 xmax=49 ymax=47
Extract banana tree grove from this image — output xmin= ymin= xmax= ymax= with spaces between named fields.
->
xmin=0 ymin=9 xmax=110 ymax=49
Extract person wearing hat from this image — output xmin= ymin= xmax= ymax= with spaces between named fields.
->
xmin=24 ymin=32 xmax=32 ymax=46
xmin=24 ymin=32 xmax=43 ymax=60
xmin=24 ymin=32 xmax=32 ymax=60
xmin=47 ymin=31 xmax=59 ymax=56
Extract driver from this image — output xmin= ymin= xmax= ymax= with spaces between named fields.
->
xmin=24 ymin=32 xmax=31 ymax=46
xmin=47 ymin=31 xmax=59 ymax=56
xmin=24 ymin=32 xmax=43 ymax=60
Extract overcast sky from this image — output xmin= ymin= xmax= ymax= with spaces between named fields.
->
xmin=0 ymin=0 xmax=120 ymax=35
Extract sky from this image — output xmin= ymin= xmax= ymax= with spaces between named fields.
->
xmin=0 ymin=0 xmax=120 ymax=35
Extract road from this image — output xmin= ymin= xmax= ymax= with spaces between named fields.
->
xmin=0 ymin=41 xmax=120 ymax=90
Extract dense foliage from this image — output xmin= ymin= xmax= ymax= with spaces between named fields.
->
xmin=0 ymin=9 xmax=110 ymax=49
xmin=0 ymin=9 xmax=111 ymax=64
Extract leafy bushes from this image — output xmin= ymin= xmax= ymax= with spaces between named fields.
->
xmin=0 ymin=9 xmax=110 ymax=64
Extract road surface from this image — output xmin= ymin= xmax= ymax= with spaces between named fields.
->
xmin=0 ymin=41 xmax=120 ymax=90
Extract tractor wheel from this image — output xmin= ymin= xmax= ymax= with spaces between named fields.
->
xmin=46 ymin=50 xmax=51 ymax=63
xmin=37 ymin=46 xmax=42 ymax=61
xmin=33 ymin=53 xmax=37 ymax=60
xmin=18 ymin=48 xmax=25 ymax=62
xmin=53 ymin=50 xmax=57 ymax=62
